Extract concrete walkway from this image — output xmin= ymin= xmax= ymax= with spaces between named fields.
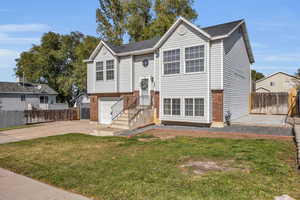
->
xmin=0 ymin=121 xmax=99 ymax=144
xmin=232 ymin=114 xmax=287 ymax=127
xmin=0 ymin=168 xmax=90 ymax=200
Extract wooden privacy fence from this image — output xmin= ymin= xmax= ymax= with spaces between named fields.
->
xmin=250 ymin=92 xmax=289 ymax=115
xmin=25 ymin=109 xmax=79 ymax=124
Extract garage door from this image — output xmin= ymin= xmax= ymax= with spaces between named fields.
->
xmin=98 ymin=98 xmax=118 ymax=124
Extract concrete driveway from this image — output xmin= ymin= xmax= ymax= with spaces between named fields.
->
xmin=0 ymin=120 xmax=98 ymax=144
xmin=232 ymin=114 xmax=287 ymax=127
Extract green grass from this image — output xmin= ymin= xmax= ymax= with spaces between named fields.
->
xmin=0 ymin=124 xmax=38 ymax=132
xmin=0 ymin=134 xmax=299 ymax=200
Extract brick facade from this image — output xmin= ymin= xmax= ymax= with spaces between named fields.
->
xmin=151 ymin=91 xmax=160 ymax=118
xmin=212 ymin=90 xmax=224 ymax=122
xmin=90 ymin=91 xmax=160 ymax=122
xmin=90 ymin=96 xmax=98 ymax=121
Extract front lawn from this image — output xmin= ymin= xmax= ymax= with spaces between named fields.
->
xmin=0 ymin=134 xmax=299 ymax=200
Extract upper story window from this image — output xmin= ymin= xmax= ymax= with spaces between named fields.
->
xmin=106 ymin=60 xmax=115 ymax=80
xmin=40 ymin=96 xmax=49 ymax=104
xmin=21 ymin=94 xmax=26 ymax=102
xmin=185 ymin=45 xmax=205 ymax=73
xmin=96 ymin=62 xmax=104 ymax=81
xmin=163 ymin=49 xmax=180 ymax=75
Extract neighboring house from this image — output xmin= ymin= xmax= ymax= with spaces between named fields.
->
xmin=0 ymin=82 xmax=68 ymax=111
xmin=85 ymin=17 xmax=254 ymax=127
xmin=256 ymin=72 xmax=300 ymax=93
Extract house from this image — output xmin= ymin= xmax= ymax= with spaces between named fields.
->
xmin=256 ymin=72 xmax=300 ymax=93
xmin=85 ymin=17 xmax=254 ymax=128
xmin=0 ymin=82 xmax=68 ymax=111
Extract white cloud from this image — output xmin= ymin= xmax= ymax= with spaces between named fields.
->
xmin=0 ymin=49 xmax=20 ymax=69
xmin=0 ymin=33 xmax=39 ymax=45
xmin=0 ymin=24 xmax=50 ymax=33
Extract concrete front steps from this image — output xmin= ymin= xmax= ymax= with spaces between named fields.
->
xmin=110 ymin=111 xmax=130 ymax=130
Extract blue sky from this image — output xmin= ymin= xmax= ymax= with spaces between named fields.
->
xmin=0 ymin=0 xmax=299 ymax=82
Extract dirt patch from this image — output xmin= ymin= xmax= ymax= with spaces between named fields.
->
xmin=144 ymin=129 xmax=293 ymax=141
xmin=179 ymin=160 xmax=249 ymax=175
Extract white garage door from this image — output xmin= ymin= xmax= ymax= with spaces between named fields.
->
xmin=99 ymin=98 xmax=118 ymax=124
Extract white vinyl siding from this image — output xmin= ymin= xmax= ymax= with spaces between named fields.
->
xmin=163 ymin=49 xmax=180 ymax=75
xmin=133 ymin=54 xmax=155 ymax=91
xmin=93 ymin=46 xmax=117 ymax=93
xmin=210 ymin=40 xmax=223 ymax=89
xmin=185 ymin=45 xmax=205 ymax=73
xmin=223 ymin=29 xmax=251 ymax=120
xmin=119 ymin=56 xmax=132 ymax=92
xmin=160 ymin=22 xmax=209 ymax=123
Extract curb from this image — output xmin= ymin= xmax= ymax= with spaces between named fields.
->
xmin=293 ymin=125 xmax=300 ymax=169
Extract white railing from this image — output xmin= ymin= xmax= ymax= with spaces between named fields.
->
xmin=111 ymin=97 xmax=124 ymax=120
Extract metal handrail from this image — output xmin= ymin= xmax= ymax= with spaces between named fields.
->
xmin=111 ymin=97 xmax=124 ymax=120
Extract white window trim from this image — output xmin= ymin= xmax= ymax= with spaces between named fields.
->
xmin=94 ymin=59 xmax=116 ymax=82
xmin=183 ymin=44 xmax=206 ymax=75
xmin=162 ymin=97 xmax=182 ymax=116
xmin=106 ymin=59 xmax=115 ymax=81
xmin=183 ymin=97 xmax=206 ymax=118
xmin=162 ymin=48 xmax=181 ymax=76
xmin=95 ymin=61 xmax=104 ymax=82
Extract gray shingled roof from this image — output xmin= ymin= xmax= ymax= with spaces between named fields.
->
xmin=106 ymin=37 xmax=161 ymax=54
xmin=104 ymin=20 xmax=243 ymax=54
xmin=0 ymin=82 xmax=58 ymax=95
xmin=202 ymin=19 xmax=243 ymax=37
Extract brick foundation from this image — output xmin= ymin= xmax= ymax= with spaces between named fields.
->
xmin=212 ymin=90 xmax=224 ymax=122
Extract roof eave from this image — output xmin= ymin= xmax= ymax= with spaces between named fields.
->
xmin=210 ymin=20 xmax=255 ymax=64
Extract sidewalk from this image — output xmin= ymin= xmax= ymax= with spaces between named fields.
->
xmin=0 ymin=168 xmax=91 ymax=200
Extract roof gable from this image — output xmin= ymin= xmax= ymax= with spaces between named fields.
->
xmin=154 ymin=17 xmax=211 ymax=49
xmin=86 ymin=17 xmax=254 ymax=63
xmin=256 ymin=72 xmax=299 ymax=83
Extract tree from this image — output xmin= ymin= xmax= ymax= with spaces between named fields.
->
xmin=96 ymin=0 xmax=126 ymax=45
xmin=15 ymin=32 xmax=100 ymax=106
xmin=96 ymin=0 xmax=198 ymax=43
xmin=148 ymin=0 xmax=198 ymax=38
xmin=251 ymin=70 xmax=265 ymax=81
xmin=124 ymin=0 xmax=152 ymax=42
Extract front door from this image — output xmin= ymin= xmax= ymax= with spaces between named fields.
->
xmin=140 ymin=77 xmax=151 ymax=106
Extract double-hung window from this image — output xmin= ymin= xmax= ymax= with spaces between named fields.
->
xmin=40 ymin=96 xmax=49 ymax=104
xmin=185 ymin=45 xmax=205 ymax=73
xmin=184 ymin=98 xmax=204 ymax=116
xmin=163 ymin=98 xmax=181 ymax=116
xmin=163 ymin=49 xmax=180 ymax=75
xmin=106 ymin=60 xmax=115 ymax=80
xmin=96 ymin=61 xmax=104 ymax=81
